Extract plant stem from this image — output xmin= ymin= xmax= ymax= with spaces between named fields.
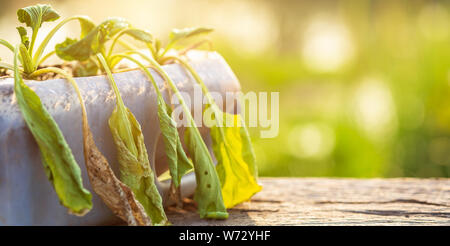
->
xmin=128 ymin=51 xmax=195 ymax=126
xmin=96 ymin=54 xmax=125 ymax=111
xmin=177 ymin=39 xmax=213 ymax=57
xmin=33 ymin=16 xmax=93 ymax=66
xmin=37 ymin=50 xmax=56 ymax=66
xmin=19 ymin=44 xmax=34 ymax=74
xmin=146 ymin=43 xmax=157 ymax=59
xmin=110 ymin=54 xmax=162 ymax=98
xmin=164 ymin=56 xmax=231 ymax=147
xmin=164 ymin=56 xmax=216 ymax=107
xmin=110 ymin=53 xmax=173 ymax=103
xmin=107 ymin=28 xmax=139 ymax=59
xmin=117 ymin=39 xmax=139 ymax=52
xmin=97 ymin=53 xmax=138 ymax=157
xmin=0 ymin=62 xmax=19 ymax=73
xmin=29 ymin=67 xmax=87 ymax=121
xmin=28 ymin=29 xmax=38 ymax=57
xmin=159 ymin=42 xmax=173 ymax=59
xmin=0 ymin=62 xmax=25 ymax=78
xmin=108 ymin=49 xmax=138 ymax=69
xmin=0 ymin=39 xmax=14 ymax=52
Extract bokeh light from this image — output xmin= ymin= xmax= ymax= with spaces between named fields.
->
xmin=351 ymin=77 xmax=397 ymax=141
xmin=302 ymin=16 xmax=355 ymax=72
xmin=288 ymin=123 xmax=335 ymax=160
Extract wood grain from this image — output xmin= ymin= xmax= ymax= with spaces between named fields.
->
xmin=166 ymin=178 xmax=450 ymax=225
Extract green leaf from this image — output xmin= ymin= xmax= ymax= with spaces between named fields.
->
xmin=208 ymin=106 xmax=261 ymax=208
xmin=78 ymin=16 xmax=96 ymax=38
xmin=169 ymin=27 xmax=213 ymax=45
xmin=13 ymin=45 xmax=92 ymax=215
xmin=97 ymin=17 xmax=131 ymax=42
xmin=0 ymin=39 xmax=14 ymax=52
xmin=56 ymin=18 xmax=131 ymax=61
xmin=109 ymin=106 xmax=169 ymax=225
xmin=17 ymin=4 xmax=60 ymax=32
xmin=32 ymin=15 xmax=96 ymax=66
xmin=98 ymin=54 xmax=169 ymax=225
xmin=19 ymin=42 xmax=33 ymax=73
xmin=73 ymin=59 xmax=98 ymax=77
xmin=157 ymin=96 xmax=193 ymax=188
xmin=120 ymin=28 xmax=153 ymax=43
xmin=55 ymin=37 xmax=90 ymax=61
xmin=16 ymin=27 xmax=29 ymax=49
xmin=184 ymin=125 xmax=228 ymax=219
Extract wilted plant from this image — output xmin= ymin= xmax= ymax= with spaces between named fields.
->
xmin=1 ymin=4 xmax=152 ymax=224
xmin=163 ymin=55 xmax=261 ymax=208
xmin=113 ymin=26 xmax=261 ymax=210
xmin=97 ymin=54 xmax=169 ymax=225
xmin=0 ymin=3 xmax=261 ymax=224
xmin=56 ymin=22 xmax=229 ymax=219
xmin=1 ymin=4 xmax=97 ymax=215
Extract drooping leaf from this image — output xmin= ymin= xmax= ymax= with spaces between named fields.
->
xmin=174 ymin=56 xmax=261 ymax=208
xmin=109 ymin=107 xmax=169 ymax=225
xmin=35 ymin=67 xmax=150 ymax=225
xmin=184 ymin=125 xmax=228 ymax=219
xmin=157 ymin=95 xmax=193 ymax=205
xmin=169 ymin=27 xmax=213 ymax=45
xmin=157 ymin=96 xmax=193 ymax=187
xmin=13 ymin=45 xmax=92 ymax=215
xmin=98 ymin=54 xmax=169 ymax=225
xmin=56 ymin=18 xmax=131 ymax=61
xmin=17 ymin=4 xmax=60 ymax=32
xmin=127 ymin=52 xmax=228 ymax=219
xmin=16 ymin=27 xmax=29 ymax=49
xmin=208 ymin=105 xmax=261 ymax=208
xmin=110 ymin=54 xmax=193 ymax=207
xmin=83 ymin=120 xmax=151 ymax=226
xmin=64 ymin=69 xmax=150 ymax=225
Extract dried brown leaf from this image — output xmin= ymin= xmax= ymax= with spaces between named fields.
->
xmin=82 ymin=117 xmax=151 ymax=226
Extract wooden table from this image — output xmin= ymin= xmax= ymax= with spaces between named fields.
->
xmin=166 ymin=178 xmax=450 ymax=226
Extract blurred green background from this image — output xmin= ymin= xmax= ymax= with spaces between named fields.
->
xmin=1 ymin=0 xmax=449 ymax=177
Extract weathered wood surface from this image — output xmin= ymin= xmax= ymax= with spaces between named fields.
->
xmin=166 ymin=178 xmax=450 ymax=226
